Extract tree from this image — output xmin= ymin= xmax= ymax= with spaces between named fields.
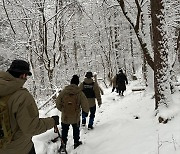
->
xmin=117 ymin=0 xmax=154 ymax=70
xmin=116 ymin=0 xmax=177 ymax=122
xmin=151 ymin=0 xmax=173 ymax=123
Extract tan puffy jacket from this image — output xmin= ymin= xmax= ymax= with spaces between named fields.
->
xmin=79 ymin=78 xmax=102 ymax=108
xmin=0 ymin=71 xmax=55 ymax=154
xmin=112 ymin=75 xmax=117 ymax=88
xmin=56 ymin=84 xmax=89 ymax=124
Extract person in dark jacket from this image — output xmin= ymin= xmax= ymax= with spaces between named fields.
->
xmin=116 ymin=69 xmax=128 ymax=96
xmin=56 ymin=75 xmax=89 ymax=149
xmin=0 ymin=59 xmax=59 ymax=154
xmin=79 ymin=72 xmax=102 ymax=129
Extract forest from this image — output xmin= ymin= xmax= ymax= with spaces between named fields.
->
xmin=0 ymin=0 xmax=179 ymax=123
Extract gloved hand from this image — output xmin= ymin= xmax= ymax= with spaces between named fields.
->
xmin=52 ymin=116 xmax=59 ymax=125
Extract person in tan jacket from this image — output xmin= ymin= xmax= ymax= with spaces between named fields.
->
xmin=0 ymin=59 xmax=59 ymax=154
xmin=111 ymin=74 xmax=118 ymax=93
xmin=79 ymin=72 xmax=102 ymax=129
xmin=56 ymin=75 xmax=89 ymax=149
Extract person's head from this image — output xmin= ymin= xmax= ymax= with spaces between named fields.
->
xmin=71 ymin=75 xmax=79 ymax=86
xmin=118 ymin=69 xmax=123 ymax=73
xmin=85 ymin=71 xmax=93 ymax=78
xmin=7 ymin=59 xmax=32 ymax=79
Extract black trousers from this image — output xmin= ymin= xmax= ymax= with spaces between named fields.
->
xmin=29 ymin=144 xmax=36 ymax=154
xmin=61 ymin=122 xmax=80 ymax=144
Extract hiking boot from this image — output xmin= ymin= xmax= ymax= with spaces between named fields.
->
xmin=82 ymin=120 xmax=86 ymax=126
xmin=58 ymin=144 xmax=66 ymax=153
xmin=74 ymin=141 xmax=82 ymax=149
xmin=88 ymin=125 xmax=94 ymax=130
xmin=82 ymin=123 xmax=86 ymax=127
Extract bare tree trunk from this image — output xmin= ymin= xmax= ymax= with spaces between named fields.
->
xmin=2 ymin=0 xmax=16 ymax=35
xmin=151 ymin=0 xmax=172 ymax=123
xmin=176 ymin=30 xmax=180 ymax=63
xmin=117 ymin=0 xmax=154 ymax=70
xmin=142 ymin=52 xmax=148 ymax=86
xmin=129 ymin=26 xmax=136 ymax=77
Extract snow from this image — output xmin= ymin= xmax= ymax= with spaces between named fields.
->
xmin=33 ymin=80 xmax=180 ymax=154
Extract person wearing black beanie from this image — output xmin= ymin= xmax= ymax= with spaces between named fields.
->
xmin=56 ymin=75 xmax=89 ymax=150
xmin=71 ymin=75 xmax=79 ymax=85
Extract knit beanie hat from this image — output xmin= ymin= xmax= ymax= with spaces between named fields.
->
xmin=71 ymin=75 xmax=79 ymax=85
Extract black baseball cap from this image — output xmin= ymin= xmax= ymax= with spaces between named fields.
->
xmin=7 ymin=59 xmax=32 ymax=76
xmin=85 ymin=72 xmax=93 ymax=78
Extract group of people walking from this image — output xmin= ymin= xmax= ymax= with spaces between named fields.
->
xmin=111 ymin=69 xmax=128 ymax=96
xmin=0 ymin=59 xmax=128 ymax=154
xmin=56 ymin=71 xmax=102 ymax=150
xmin=0 ymin=59 xmax=103 ymax=154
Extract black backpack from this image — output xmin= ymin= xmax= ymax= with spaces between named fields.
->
xmin=82 ymin=82 xmax=95 ymax=98
xmin=116 ymin=73 xmax=125 ymax=84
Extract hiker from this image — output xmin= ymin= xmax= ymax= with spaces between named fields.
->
xmin=0 ymin=59 xmax=59 ymax=154
xmin=56 ymin=75 xmax=89 ymax=149
xmin=116 ymin=69 xmax=128 ymax=96
xmin=93 ymin=72 xmax=104 ymax=95
xmin=111 ymin=74 xmax=118 ymax=93
xmin=79 ymin=71 xmax=102 ymax=129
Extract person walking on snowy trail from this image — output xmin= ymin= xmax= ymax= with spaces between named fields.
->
xmin=79 ymin=71 xmax=102 ymax=130
xmin=111 ymin=74 xmax=118 ymax=93
xmin=0 ymin=59 xmax=59 ymax=154
xmin=93 ymin=72 xmax=104 ymax=95
xmin=116 ymin=69 xmax=128 ymax=96
xmin=56 ymin=75 xmax=89 ymax=149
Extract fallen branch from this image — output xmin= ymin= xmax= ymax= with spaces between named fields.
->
xmin=132 ymin=88 xmax=145 ymax=91
xmin=38 ymin=89 xmax=60 ymax=110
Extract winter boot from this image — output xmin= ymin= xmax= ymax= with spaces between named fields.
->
xmin=58 ymin=143 xmax=66 ymax=153
xmin=74 ymin=141 xmax=82 ymax=149
xmin=82 ymin=120 xmax=86 ymax=126
xmin=88 ymin=125 xmax=94 ymax=130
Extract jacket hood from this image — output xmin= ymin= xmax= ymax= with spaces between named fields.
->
xmin=64 ymin=84 xmax=81 ymax=95
xmin=0 ymin=71 xmax=26 ymax=96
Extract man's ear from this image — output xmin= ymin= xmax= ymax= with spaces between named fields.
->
xmin=19 ymin=74 xmax=27 ymax=79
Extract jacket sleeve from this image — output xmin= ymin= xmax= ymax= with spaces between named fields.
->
xmin=94 ymin=82 xmax=102 ymax=105
xmin=16 ymin=90 xmax=55 ymax=136
xmin=79 ymin=92 xmax=89 ymax=113
xmin=112 ymin=76 xmax=117 ymax=87
xmin=79 ymin=82 xmax=83 ymax=91
xmin=124 ymin=74 xmax=128 ymax=84
xmin=56 ymin=90 xmax=65 ymax=111
xmin=125 ymin=75 xmax=128 ymax=84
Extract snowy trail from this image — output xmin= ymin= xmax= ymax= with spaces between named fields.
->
xmin=74 ymin=84 xmax=151 ymax=154
xmin=33 ymin=80 xmax=180 ymax=154
xmin=67 ymin=81 xmax=148 ymax=154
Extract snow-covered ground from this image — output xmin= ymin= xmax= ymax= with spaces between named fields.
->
xmin=33 ymin=80 xmax=180 ymax=154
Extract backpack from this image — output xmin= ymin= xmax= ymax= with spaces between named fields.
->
xmin=0 ymin=95 xmax=12 ymax=148
xmin=116 ymin=73 xmax=124 ymax=84
xmin=82 ymin=82 xmax=95 ymax=98
xmin=62 ymin=93 xmax=79 ymax=117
